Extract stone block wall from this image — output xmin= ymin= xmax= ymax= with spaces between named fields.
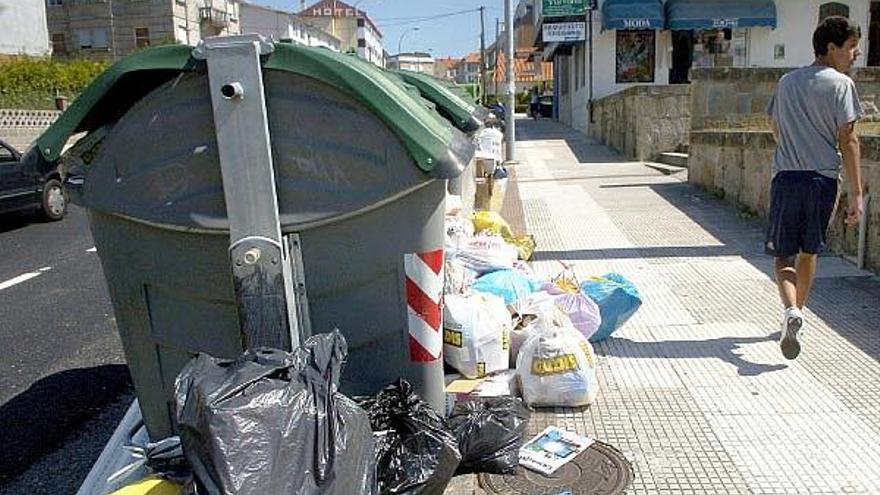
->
xmin=689 ymin=67 xmax=880 ymax=275
xmin=590 ymin=85 xmax=691 ymax=161
xmin=689 ymin=130 xmax=880 ymax=273
xmin=691 ymin=67 xmax=880 ymax=132
xmin=0 ymin=109 xmax=61 ymax=151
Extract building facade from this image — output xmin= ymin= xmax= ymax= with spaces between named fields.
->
xmin=387 ymin=52 xmax=434 ymax=73
xmin=533 ymin=0 xmax=880 ymax=133
xmin=0 ymin=0 xmax=50 ymax=56
xmin=46 ymin=0 xmax=241 ymax=61
xmin=433 ymin=56 xmax=458 ymax=80
xmin=298 ymin=0 xmax=384 ymax=66
xmin=454 ymin=52 xmax=482 ymax=84
xmin=239 ymin=1 xmax=340 ymax=50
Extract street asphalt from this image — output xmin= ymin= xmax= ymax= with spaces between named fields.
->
xmin=0 ymin=205 xmax=130 ymax=494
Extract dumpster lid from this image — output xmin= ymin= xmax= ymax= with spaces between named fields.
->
xmin=394 ymin=70 xmax=486 ymax=133
xmin=35 ymin=40 xmax=473 ymax=178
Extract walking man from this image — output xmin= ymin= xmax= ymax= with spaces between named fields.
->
xmin=766 ymin=16 xmax=865 ymax=360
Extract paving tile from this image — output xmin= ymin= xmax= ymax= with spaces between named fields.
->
xmin=447 ymin=120 xmax=880 ymax=495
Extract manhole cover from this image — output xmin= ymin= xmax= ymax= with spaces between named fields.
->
xmin=479 ymin=441 xmax=634 ymax=495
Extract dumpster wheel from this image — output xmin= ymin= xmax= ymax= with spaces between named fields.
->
xmin=479 ymin=441 xmax=634 ymax=495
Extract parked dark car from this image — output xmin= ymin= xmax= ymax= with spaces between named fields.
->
xmin=0 ymin=139 xmax=67 ymax=220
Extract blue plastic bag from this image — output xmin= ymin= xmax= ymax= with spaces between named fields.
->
xmin=472 ymin=269 xmax=533 ymax=306
xmin=580 ymin=273 xmax=642 ymax=342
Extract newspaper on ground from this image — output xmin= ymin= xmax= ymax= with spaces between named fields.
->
xmin=518 ymin=426 xmax=594 ymax=475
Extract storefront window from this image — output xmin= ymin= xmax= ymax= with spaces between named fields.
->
xmin=691 ymin=28 xmax=748 ymax=68
xmin=616 ymin=30 xmax=655 ymax=83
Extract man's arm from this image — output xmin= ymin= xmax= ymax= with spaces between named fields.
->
xmin=770 ymin=120 xmax=779 ymax=143
xmin=838 ymin=121 xmax=863 ymax=226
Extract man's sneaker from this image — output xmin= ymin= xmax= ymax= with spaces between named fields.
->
xmin=780 ymin=307 xmax=804 ymax=360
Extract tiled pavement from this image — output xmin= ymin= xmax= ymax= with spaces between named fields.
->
xmin=449 ymin=118 xmax=880 ymax=494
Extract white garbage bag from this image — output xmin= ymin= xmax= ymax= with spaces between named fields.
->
xmin=444 ymin=258 xmax=478 ymax=295
xmin=516 ymin=321 xmax=599 ymax=408
xmin=457 ymin=234 xmax=518 ymax=274
xmin=443 ymin=293 xmax=512 ymax=379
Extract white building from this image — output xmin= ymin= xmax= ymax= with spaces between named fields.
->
xmin=0 ymin=0 xmax=50 ymax=56
xmin=387 ymin=52 xmax=435 ymax=73
xmin=534 ymin=0 xmax=878 ymax=133
xmin=239 ymin=2 xmax=341 ymax=50
xmin=298 ymin=0 xmax=384 ymax=67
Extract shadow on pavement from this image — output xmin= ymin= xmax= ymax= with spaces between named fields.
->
xmin=645 ymin=181 xmax=880 ymax=365
xmin=0 ymin=365 xmax=132 ymax=485
xmin=598 ymin=335 xmax=789 ymax=377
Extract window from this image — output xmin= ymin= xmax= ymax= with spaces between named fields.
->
xmin=616 ymin=30 xmax=655 ymax=83
xmin=819 ymin=2 xmax=850 ymax=20
xmin=47 ymin=0 xmax=63 ymax=6
xmin=357 ymin=38 xmax=366 ymax=47
xmin=135 ymin=27 xmax=150 ymax=48
xmin=51 ymin=33 xmax=66 ymax=54
xmin=76 ymin=28 xmax=108 ymax=49
xmin=0 ymin=145 xmax=14 ymax=162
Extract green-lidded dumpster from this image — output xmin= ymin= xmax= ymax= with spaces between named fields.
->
xmin=393 ymin=70 xmax=488 ymax=216
xmin=36 ymin=36 xmax=474 ymax=439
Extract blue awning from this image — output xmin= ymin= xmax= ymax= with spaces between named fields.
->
xmin=665 ymin=0 xmax=777 ymax=30
xmin=602 ymin=0 xmax=665 ymax=30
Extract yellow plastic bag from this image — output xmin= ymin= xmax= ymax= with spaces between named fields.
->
xmin=472 ymin=211 xmax=536 ymax=260
xmin=472 ymin=211 xmax=515 ymax=239
xmin=109 ymin=476 xmax=183 ymax=495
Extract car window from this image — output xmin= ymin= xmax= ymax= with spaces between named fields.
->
xmin=0 ymin=145 xmax=16 ymax=163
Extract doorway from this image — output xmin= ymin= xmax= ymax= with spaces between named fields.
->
xmin=869 ymin=2 xmax=880 ymax=66
xmin=670 ymin=30 xmax=694 ymax=84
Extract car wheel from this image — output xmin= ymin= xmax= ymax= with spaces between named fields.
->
xmin=40 ymin=179 xmax=67 ymax=221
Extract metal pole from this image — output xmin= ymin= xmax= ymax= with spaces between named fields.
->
xmin=588 ymin=7 xmax=594 ymax=123
xmin=504 ymin=0 xmax=515 ymax=162
xmin=480 ymin=6 xmax=486 ymax=105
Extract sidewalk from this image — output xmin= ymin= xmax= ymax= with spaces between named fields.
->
xmin=455 ymin=118 xmax=880 ymax=494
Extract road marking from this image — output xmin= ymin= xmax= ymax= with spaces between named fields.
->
xmin=0 ymin=267 xmax=53 ymax=291
xmin=87 ymin=247 xmax=97 ymax=252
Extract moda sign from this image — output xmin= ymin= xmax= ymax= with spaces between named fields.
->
xmin=543 ymin=0 xmax=588 ymax=17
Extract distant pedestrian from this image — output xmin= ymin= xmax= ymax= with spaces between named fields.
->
xmin=529 ymin=87 xmax=540 ymax=120
xmin=765 ymin=16 xmax=864 ymax=360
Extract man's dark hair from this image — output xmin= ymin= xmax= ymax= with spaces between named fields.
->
xmin=813 ymin=16 xmax=861 ymax=56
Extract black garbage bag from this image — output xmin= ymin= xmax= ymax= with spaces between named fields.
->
xmin=448 ymin=397 xmax=530 ymax=475
xmin=174 ymin=330 xmax=377 ymax=495
xmin=360 ymin=380 xmax=461 ymax=495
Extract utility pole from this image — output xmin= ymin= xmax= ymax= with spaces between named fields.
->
xmin=495 ymin=18 xmax=500 ymax=97
xmin=504 ymin=0 xmax=515 ymax=163
xmin=479 ymin=6 xmax=486 ymax=105
xmin=588 ymin=2 xmax=594 ymax=124
xmin=108 ymin=0 xmax=116 ymax=60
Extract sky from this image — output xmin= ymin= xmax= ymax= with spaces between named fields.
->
xmin=254 ymin=0 xmax=507 ymax=59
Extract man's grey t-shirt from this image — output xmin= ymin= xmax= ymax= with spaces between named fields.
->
xmin=766 ymin=64 xmax=863 ymax=179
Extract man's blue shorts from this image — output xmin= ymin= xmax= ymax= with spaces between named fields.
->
xmin=765 ymin=171 xmax=838 ymax=258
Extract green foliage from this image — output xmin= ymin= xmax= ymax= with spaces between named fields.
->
xmin=0 ymin=56 xmax=109 ymax=110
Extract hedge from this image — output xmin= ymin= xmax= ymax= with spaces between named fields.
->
xmin=0 ymin=57 xmax=109 ymax=110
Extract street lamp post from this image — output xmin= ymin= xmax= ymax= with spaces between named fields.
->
xmin=398 ymin=26 xmax=419 ymax=70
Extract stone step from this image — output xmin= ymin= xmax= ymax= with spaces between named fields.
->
xmin=643 ymin=161 xmax=687 ymax=175
xmin=655 ymin=151 xmax=689 ymax=168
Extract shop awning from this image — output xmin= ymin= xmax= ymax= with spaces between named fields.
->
xmin=602 ymin=0 xmax=665 ymax=31
xmin=665 ymin=0 xmax=777 ymax=30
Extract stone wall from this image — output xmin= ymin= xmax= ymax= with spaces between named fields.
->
xmin=589 ymin=85 xmax=691 ymax=161
xmin=689 ymin=67 xmax=880 ymax=275
xmin=689 ymin=130 xmax=880 ymax=273
xmin=0 ymin=109 xmax=60 ymax=151
xmin=690 ymin=67 xmax=880 ymax=132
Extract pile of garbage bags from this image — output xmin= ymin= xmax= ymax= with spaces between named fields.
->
xmin=164 ymin=330 xmax=533 ymax=495
xmin=443 ymin=198 xmax=644 ymax=409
